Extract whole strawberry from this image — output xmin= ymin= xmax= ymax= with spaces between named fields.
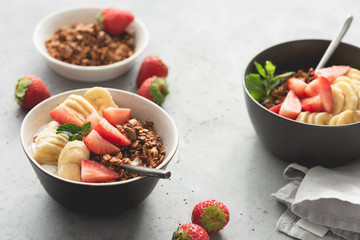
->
xmin=172 ymin=223 xmax=209 ymax=240
xmin=137 ymin=76 xmax=169 ymax=105
xmin=136 ymin=55 xmax=168 ymax=87
xmin=192 ymin=199 xmax=230 ymax=233
xmin=97 ymin=8 xmax=134 ymax=35
xmin=15 ymin=75 xmax=50 ymax=109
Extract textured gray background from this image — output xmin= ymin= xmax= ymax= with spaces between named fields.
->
xmin=2 ymin=0 xmax=360 ymax=239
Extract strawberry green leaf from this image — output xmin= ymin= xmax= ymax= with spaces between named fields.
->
xmin=56 ymin=122 xmax=91 ymax=141
xmin=149 ymin=77 xmax=169 ymax=105
xmin=172 ymin=227 xmax=192 ymax=240
xmin=200 ymin=204 xmax=228 ymax=232
xmin=15 ymin=77 xmax=32 ymax=105
xmin=97 ymin=10 xmax=105 ymax=29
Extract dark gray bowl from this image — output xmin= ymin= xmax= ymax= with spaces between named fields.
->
xmin=20 ymin=88 xmax=178 ymax=214
xmin=243 ymin=39 xmax=360 ymax=168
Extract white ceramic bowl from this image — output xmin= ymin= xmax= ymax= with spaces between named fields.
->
xmin=20 ymin=88 xmax=178 ymax=213
xmin=33 ymin=7 xmax=149 ymax=82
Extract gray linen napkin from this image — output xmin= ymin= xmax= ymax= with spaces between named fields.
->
xmin=272 ymin=162 xmax=360 ymax=240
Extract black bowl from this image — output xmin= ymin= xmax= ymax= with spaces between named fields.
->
xmin=243 ymin=39 xmax=360 ymax=167
xmin=20 ymin=88 xmax=178 ymax=214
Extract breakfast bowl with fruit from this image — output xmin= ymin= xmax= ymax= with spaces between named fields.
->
xmin=33 ymin=7 xmax=149 ymax=82
xmin=20 ymin=87 xmax=178 ymax=213
xmin=243 ymin=39 xmax=360 ymax=167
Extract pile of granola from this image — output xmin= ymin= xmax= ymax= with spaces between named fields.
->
xmin=45 ymin=22 xmax=135 ymax=66
xmin=91 ymin=118 xmax=166 ymax=181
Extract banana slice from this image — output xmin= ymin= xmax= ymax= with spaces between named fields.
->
xmin=33 ymin=121 xmax=69 ymax=165
xmin=333 ymin=76 xmax=359 ymax=96
xmin=58 ymin=140 xmax=90 ymax=182
xmin=63 ymin=94 xmax=96 ymax=122
xmin=353 ymin=110 xmax=360 ymax=122
xmin=307 ymin=112 xmax=316 ymax=124
xmin=334 ymin=110 xmax=357 ymax=125
xmin=332 ymin=81 xmax=358 ymax=111
xmin=346 ymin=68 xmax=360 ymax=82
xmin=331 ymin=86 xmax=345 ymax=115
xmin=83 ymin=87 xmax=118 ymax=116
xmin=328 ymin=115 xmax=340 ymax=125
xmin=313 ymin=112 xmax=333 ymax=125
xmin=296 ymin=112 xmax=310 ymax=123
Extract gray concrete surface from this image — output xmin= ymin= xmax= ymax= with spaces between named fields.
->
xmin=2 ymin=0 xmax=360 ymax=239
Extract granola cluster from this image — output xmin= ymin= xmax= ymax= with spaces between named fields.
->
xmin=264 ymin=68 xmax=315 ymax=108
xmin=91 ymin=118 xmax=166 ymax=181
xmin=45 ymin=22 xmax=135 ymax=66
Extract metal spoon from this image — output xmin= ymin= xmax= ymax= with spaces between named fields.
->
xmin=315 ymin=14 xmax=353 ymax=71
xmin=122 ymin=164 xmax=171 ymax=179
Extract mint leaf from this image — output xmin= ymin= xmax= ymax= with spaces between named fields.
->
xmin=245 ymin=74 xmax=266 ymax=101
xmin=80 ymin=122 xmax=91 ymax=136
xmin=254 ymin=61 xmax=266 ymax=78
xmin=272 ymin=71 xmax=295 ymax=82
xmin=245 ymin=61 xmax=294 ymax=104
xmin=265 ymin=61 xmax=276 ymax=79
xmin=56 ymin=122 xmax=91 ymax=141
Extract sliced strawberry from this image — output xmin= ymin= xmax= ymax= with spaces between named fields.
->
xmin=83 ymin=130 xmax=120 ymax=155
xmin=102 ymin=107 xmax=131 ymax=126
xmin=304 ymin=78 xmax=320 ymax=97
xmin=279 ymin=90 xmax=301 ymax=119
xmin=81 ymin=160 xmax=120 ymax=183
xmin=318 ymin=76 xmax=333 ymax=113
xmin=314 ymin=65 xmax=351 ymax=83
xmin=269 ymin=103 xmax=282 ymax=114
xmin=288 ymin=78 xmax=307 ymax=98
xmin=86 ymin=111 xmax=102 ymax=130
xmin=301 ymin=95 xmax=323 ymax=112
xmin=49 ymin=103 xmax=84 ymax=126
xmin=94 ymin=118 xmax=131 ymax=146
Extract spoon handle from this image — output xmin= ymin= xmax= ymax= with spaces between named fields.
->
xmin=315 ymin=14 xmax=353 ymax=71
xmin=122 ymin=164 xmax=171 ymax=179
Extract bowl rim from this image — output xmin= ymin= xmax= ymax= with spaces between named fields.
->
xmin=243 ymin=38 xmax=360 ymax=128
xmin=33 ymin=6 xmax=149 ymax=71
xmin=20 ymin=88 xmax=179 ymax=186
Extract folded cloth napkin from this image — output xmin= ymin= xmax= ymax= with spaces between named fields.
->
xmin=272 ymin=161 xmax=360 ymax=240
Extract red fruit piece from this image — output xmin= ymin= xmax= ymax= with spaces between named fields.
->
xmin=172 ymin=223 xmax=209 ymax=240
xmin=318 ymin=76 xmax=333 ymax=113
xmin=95 ymin=118 xmax=131 ymax=146
xmin=136 ymin=55 xmax=168 ymax=87
xmin=102 ymin=107 xmax=131 ymax=126
xmin=314 ymin=65 xmax=351 ymax=83
xmin=49 ymin=103 xmax=84 ymax=126
xmin=301 ymin=95 xmax=323 ymax=112
xmin=15 ymin=75 xmax=50 ymax=109
xmin=304 ymin=78 xmax=320 ymax=97
xmin=81 ymin=160 xmax=119 ymax=183
xmin=86 ymin=111 xmax=102 ymax=130
xmin=191 ymin=199 xmax=230 ymax=233
xmin=138 ymin=76 xmax=169 ymax=105
xmin=269 ymin=103 xmax=282 ymax=114
xmin=83 ymin=130 xmax=120 ymax=154
xmin=97 ymin=8 xmax=134 ymax=35
xmin=288 ymin=78 xmax=307 ymax=98
xmin=279 ymin=90 xmax=301 ymax=119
